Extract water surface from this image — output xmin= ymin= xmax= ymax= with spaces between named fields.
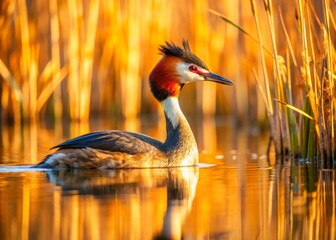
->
xmin=0 ymin=118 xmax=335 ymax=239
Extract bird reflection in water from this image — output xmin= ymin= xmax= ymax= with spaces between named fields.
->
xmin=45 ymin=166 xmax=199 ymax=239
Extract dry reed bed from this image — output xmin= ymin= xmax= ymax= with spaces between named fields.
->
xmin=247 ymin=0 xmax=335 ymax=167
xmin=0 ymin=0 xmax=237 ymax=123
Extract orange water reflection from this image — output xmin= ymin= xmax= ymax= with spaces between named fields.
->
xmin=0 ymin=119 xmax=335 ymax=239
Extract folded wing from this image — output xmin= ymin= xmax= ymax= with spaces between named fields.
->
xmin=52 ymin=130 xmax=163 ymax=155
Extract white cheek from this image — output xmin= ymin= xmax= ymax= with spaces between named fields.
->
xmin=176 ymin=62 xmax=206 ymax=83
xmin=180 ymin=71 xmax=204 ymax=83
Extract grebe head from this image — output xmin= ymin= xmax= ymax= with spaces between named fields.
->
xmin=149 ymin=40 xmax=234 ymax=101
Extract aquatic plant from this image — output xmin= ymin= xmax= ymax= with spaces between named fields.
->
xmin=212 ymin=0 xmax=335 ymax=167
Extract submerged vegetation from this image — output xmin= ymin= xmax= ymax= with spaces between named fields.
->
xmin=0 ymin=0 xmax=335 ymax=166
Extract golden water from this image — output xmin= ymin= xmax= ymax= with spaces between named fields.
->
xmin=0 ymin=118 xmax=335 ymax=239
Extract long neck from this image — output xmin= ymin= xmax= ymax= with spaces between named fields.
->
xmin=160 ymin=97 xmax=198 ymax=165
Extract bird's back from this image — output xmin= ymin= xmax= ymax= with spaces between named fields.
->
xmin=35 ymin=130 xmax=168 ymax=169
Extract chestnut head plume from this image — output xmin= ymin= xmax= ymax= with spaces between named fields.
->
xmin=149 ymin=40 xmax=233 ymax=101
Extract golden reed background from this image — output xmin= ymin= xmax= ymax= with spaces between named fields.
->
xmin=0 ymin=0 xmax=243 ymax=122
xmin=0 ymin=0 xmax=314 ymax=121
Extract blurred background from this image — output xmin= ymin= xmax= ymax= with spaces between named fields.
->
xmin=0 ymin=0 xmax=313 ymax=122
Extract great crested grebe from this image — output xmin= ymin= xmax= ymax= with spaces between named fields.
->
xmin=35 ymin=40 xmax=234 ymax=169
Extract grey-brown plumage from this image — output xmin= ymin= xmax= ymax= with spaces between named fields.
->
xmin=35 ymin=40 xmax=233 ymax=169
xmin=36 ymin=110 xmax=198 ymax=169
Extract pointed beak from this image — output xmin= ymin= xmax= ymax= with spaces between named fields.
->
xmin=201 ymin=72 xmax=234 ymax=85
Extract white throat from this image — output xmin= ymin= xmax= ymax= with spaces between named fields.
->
xmin=161 ymin=97 xmax=184 ymax=129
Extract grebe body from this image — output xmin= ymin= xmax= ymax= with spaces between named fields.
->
xmin=36 ymin=41 xmax=233 ymax=169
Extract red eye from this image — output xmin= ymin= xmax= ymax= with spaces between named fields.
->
xmin=189 ymin=65 xmax=197 ymax=72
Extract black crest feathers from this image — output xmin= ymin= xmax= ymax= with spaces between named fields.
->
xmin=159 ymin=40 xmax=209 ymax=70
